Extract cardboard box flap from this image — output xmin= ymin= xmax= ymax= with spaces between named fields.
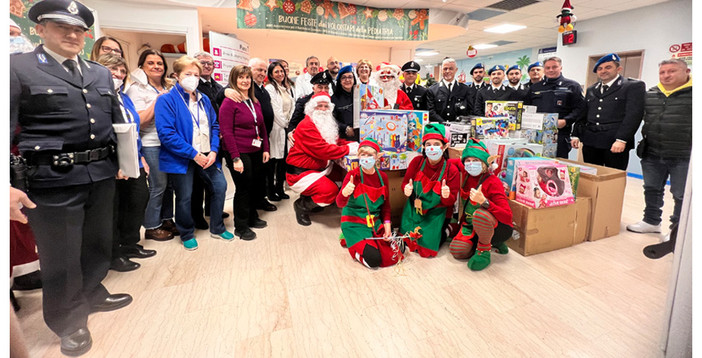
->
xmin=558 ymin=158 xmax=626 ymax=181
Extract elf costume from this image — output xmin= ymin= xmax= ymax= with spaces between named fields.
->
xmin=449 ymin=139 xmax=513 ymax=271
xmin=400 ymin=123 xmax=460 ymax=258
xmin=336 ymin=139 xmax=401 ymax=268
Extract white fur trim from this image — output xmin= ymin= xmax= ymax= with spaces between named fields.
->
xmin=289 ymin=164 xmax=333 ymax=194
xmin=304 ymin=94 xmax=333 ymax=115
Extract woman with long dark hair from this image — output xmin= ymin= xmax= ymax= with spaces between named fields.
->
xmin=126 ymin=49 xmax=176 ymax=241
xmin=219 ymin=65 xmax=271 ymax=240
xmin=264 ymin=61 xmax=294 ymax=201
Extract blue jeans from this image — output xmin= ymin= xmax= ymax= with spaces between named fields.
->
xmin=641 ymin=155 xmax=689 ymax=227
xmin=142 ymin=146 xmax=174 ymax=229
xmin=170 ymin=162 xmax=227 ymax=241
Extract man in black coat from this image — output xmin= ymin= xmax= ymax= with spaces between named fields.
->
xmin=506 ymin=64 xmax=528 ymax=101
xmin=571 ymin=53 xmax=645 ymax=170
xmin=426 ymin=58 xmax=472 ymax=123
xmin=525 ymin=56 xmax=585 ymax=158
xmin=287 ymin=71 xmax=331 ymax=133
xmin=524 ymin=61 xmax=544 ymax=91
xmin=401 ymin=60 xmax=427 ymax=110
xmin=10 ymin=0 xmax=132 ymax=355
xmin=466 ymin=62 xmax=489 ymax=108
xmin=473 ymin=65 xmax=517 ymax=116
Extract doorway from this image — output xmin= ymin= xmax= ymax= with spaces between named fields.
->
xmin=586 ymin=50 xmax=644 ymax=88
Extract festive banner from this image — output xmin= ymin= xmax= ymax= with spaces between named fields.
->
xmin=237 ymin=0 xmax=428 ymax=41
xmin=10 ymin=0 xmax=96 ymax=59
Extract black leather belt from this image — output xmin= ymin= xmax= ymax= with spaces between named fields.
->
xmin=286 ymin=165 xmax=312 ymax=175
xmin=26 ymin=145 xmax=115 ymax=167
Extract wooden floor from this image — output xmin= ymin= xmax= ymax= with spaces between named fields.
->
xmin=16 ymin=177 xmax=675 ymax=358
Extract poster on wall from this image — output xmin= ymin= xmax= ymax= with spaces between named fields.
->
xmin=669 ymin=42 xmax=692 ymax=65
xmin=209 ymin=31 xmax=251 ymax=87
xmin=10 ymin=0 xmax=97 ymax=59
xmin=237 ymin=0 xmax=428 ymax=41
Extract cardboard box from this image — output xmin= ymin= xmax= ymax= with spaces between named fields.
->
xmin=507 ymin=197 xmax=590 ymax=256
xmin=448 ymin=146 xmax=464 ymax=160
xmin=386 ymin=170 xmax=407 ymax=225
xmin=558 ymin=159 xmax=627 ymax=241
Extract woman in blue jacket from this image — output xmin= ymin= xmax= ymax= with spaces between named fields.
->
xmin=155 ymin=56 xmax=233 ymax=250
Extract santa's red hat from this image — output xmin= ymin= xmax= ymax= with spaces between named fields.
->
xmin=377 ymin=62 xmax=401 ymax=76
xmin=304 ymin=91 xmax=334 ymax=116
xmin=561 ymin=0 xmax=573 ymax=10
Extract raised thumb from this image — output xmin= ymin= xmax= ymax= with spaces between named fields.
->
xmin=442 ymin=179 xmax=446 ymax=186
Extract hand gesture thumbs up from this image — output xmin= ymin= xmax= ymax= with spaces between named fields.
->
xmin=441 ymin=179 xmax=450 ymax=199
xmin=470 ymin=184 xmax=487 ymax=204
xmin=404 ymin=179 xmax=414 ymax=196
xmin=342 ymin=175 xmax=356 ymax=197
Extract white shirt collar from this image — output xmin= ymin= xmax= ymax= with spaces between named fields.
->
xmin=491 ymin=83 xmax=503 ymax=90
xmin=508 ymin=83 xmax=521 ymax=90
xmin=442 ymin=78 xmax=457 ymax=88
xmin=43 ymin=46 xmax=81 ymax=73
xmin=602 ymin=75 xmax=620 ymax=88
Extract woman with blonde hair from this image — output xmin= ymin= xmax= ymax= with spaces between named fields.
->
xmin=356 ymin=59 xmax=373 ymax=85
xmin=155 ymin=56 xmax=232 ymax=250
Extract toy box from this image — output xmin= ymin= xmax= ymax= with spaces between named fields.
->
xmin=358 ymin=84 xmax=384 ymax=110
xmin=447 ymin=122 xmax=471 ymax=147
xmin=483 ymin=138 xmax=528 ymax=174
xmin=342 ymin=151 xmax=409 ymax=171
xmin=485 ymin=100 xmax=523 ymax=131
xmin=359 ymin=110 xmax=408 ymax=152
xmin=406 ymin=110 xmax=429 ymax=152
xmin=470 ymin=117 xmax=510 ymax=139
xmin=502 ymin=157 xmax=553 ymax=199
xmin=514 ymin=162 xmax=575 ymax=208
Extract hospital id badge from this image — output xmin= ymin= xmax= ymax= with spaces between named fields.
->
xmin=252 ymin=138 xmax=262 ymax=148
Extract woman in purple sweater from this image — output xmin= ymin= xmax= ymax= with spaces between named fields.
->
xmin=220 ymin=65 xmax=271 ymax=241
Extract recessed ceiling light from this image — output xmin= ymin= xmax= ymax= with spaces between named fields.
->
xmin=473 ymin=43 xmax=498 ymax=50
xmin=416 ymin=50 xmax=439 ymax=57
xmin=484 ymin=24 xmax=527 ymax=34
xmin=414 ymin=58 xmax=424 ymax=63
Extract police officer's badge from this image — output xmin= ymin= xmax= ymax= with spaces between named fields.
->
xmin=68 ymin=1 xmax=79 ymax=15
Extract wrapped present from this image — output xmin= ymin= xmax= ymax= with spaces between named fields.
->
xmin=485 ymin=100 xmax=523 ymax=131
xmin=515 ymin=162 xmax=575 ymax=208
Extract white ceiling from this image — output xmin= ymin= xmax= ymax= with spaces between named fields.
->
xmin=128 ymin=0 xmax=674 ymax=65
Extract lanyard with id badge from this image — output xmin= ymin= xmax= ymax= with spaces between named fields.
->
xmin=180 ymin=94 xmax=210 ymax=153
xmin=244 ymin=99 xmax=262 ymax=148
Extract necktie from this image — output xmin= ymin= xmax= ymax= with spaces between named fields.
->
xmin=602 ymin=85 xmax=609 ymax=94
xmin=448 ymin=82 xmax=453 ymax=92
xmin=406 ymin=86 xmax=411 ymax=94
xmin=63 ymin=59 xmax=81 ymax=83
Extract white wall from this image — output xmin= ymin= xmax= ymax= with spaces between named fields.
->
xmin=557 ymin=0 xmax=692 ymax=174
xmin=84 ymin=0 xmax=201 ymax=56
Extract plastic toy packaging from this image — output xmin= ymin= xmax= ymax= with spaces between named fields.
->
xmin=514 ymin=162 xmax=574 ymax=208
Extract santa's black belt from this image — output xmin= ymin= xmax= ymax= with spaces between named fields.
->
xmin=26 ymin=145 xmax=115 ymax=167
xmin=286 ymin=165 xmax=315 ymax=175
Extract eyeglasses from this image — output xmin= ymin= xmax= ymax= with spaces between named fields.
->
xmin=100 ymin=46 xmax=122 ymax=55
xmin=340 ymin=75 xmax=355 ymax=81
xmin=199 ymin=61 xmax=214 ymax=67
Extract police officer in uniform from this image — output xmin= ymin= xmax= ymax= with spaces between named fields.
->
xmin=288 ymin=71 xmax=332 ymax=131
xmin=506 ymin=64 xmax=528 ymax=101
xmin=426 ymin=58 xmax=471 ymax=123
xmin=525 ymin=56 xmax=584 ymax=158
xmin=524 ymin=61 xmax=544 ymax=90
xmin=10 ymin=0 xmax=132 ymax=355
xmin=473 ymin=65 xmax=517 ymax=116
xmin=466 ymin=62 xmax=489 ymax=109
xmin=401 ymin=60 xmax=427 ymax=110
xmin=571 ymin=53 xmax=646 ymax=170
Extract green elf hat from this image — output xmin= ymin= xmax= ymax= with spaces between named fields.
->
xmin=422 ymin=123 xmax=448 ymax=144
xmin=461 ymin=138 xmax=491 ymax=165
xmin=359 ymin=137 xmax=381 ymax=153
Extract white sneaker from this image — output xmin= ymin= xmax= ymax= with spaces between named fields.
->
xmin=626 ymin=220 xmax=662 ymax=233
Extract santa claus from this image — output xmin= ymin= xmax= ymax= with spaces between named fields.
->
xmin=286 ymin=92 xmax=359 ymax=226
xmin=373 ymin=63 xmax=414 ymax=110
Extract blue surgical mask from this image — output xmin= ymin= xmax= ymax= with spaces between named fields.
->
xmin=465 ymin=161 xmax=484 ymax=176
xmin=425 ymin=145 xmax=444 ymax=161
xmin=359 ymin=156 xmax=376 ymax=170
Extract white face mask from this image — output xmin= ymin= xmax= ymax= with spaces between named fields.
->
xmin=359 ymin=156 xmax=376 ymax=170
xmin=425 ymin=145 xmax=444 ymax=161
xmin=464 ymin=161 xmax=483 ymax=176
xmin=180 ymin=76 xmax=199 ymax=92
xmin=112 ymin=78 xmax=123 ymax=91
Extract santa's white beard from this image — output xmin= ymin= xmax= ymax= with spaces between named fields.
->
xmin=380 ymin=80 xmax=399 ymax=107
xmin=311 ymin=110 xmax=339 ymax=145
